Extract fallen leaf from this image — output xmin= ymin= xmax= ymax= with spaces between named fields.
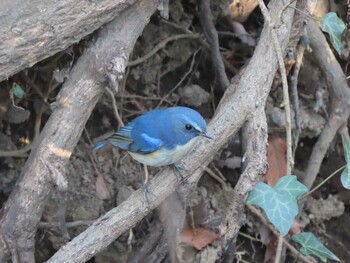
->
xmin=264 ymin=233 xmax=278 ymax=263
xmin=180 ymin=228 xmax=219 ymax=250
xmin=265 ymin=136 xmax=286 ymax=186
xmin=95 ymin=174 xmax=111 ymax=200
xmin=289 ymin=219 xmax=301 ymax=235
xmin=229 ymin=0 xmax=258 ymax=23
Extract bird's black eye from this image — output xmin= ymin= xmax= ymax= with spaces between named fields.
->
xmin=185 ymin=124 xmax=193 ymax=131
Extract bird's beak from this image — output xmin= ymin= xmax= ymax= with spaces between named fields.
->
xmin=200 ymin=132 xmax=213 ymax=140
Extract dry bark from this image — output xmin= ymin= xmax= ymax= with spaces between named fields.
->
xmin=0 ymin=0 xmax=160 ymax=262
xmin=302 ymin=19 xmax=350 ymax=189
xmin=0 ymin=0 xmax=307 ymax=261
xmin=44 ymin=0 xmax=297 ymax=262
xmin=0 ymin=0 xmax=138 ymax=82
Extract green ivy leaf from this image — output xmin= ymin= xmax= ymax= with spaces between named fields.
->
xmin=320 ymin=12 xmax=346 ymax=55
xmin=11 ymin=83 xmax=25 ymax=99
xmin=341 ymin=137 xmax=350 ymax=189
xmin=247 ymin=175 xmax=308 ymax=236
xmin=292 ymin=232 xmax=340 ymax=262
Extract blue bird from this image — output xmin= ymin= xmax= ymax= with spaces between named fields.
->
xmin=93 ymin=106 xmax=212 ymax=166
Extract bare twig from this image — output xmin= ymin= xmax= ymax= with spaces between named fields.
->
xmin=302 ymin=19 xmax=350 ymax=189
xmin=258 ymin=2 xmax=294 ymax=261
xmin=126 ymin=220 xmax=164 ymax=263
xmin=198 ymin=0 xmax=230 ymax=91
xmin=0 ymin=98 xmax=44 ymax=157
xmin=219 ymin=109 xmax=268 ymax=262
xmin=0 ymin=143 xmax=32 ymax=157
xmin=300 ymin=165 xmax=346 ymax=199
xmin=258 ymin=0 xmax=293 ymax=174
xmin=0 ymin=0 xmax=160 ymax=262
xmin=104 ymin=86 xmax=124 ymax=128
xmin=37 ymin=1 xmax=295 ymax=261
xmin=161 ymin=19 xmax=238 ymax=74
xmin=248 ymin=206 xmax=317 ymax=263
xmin=204 ymin=166 xmax=226 ymax=187
xmin=290 ymin=40 xmax=305 ymax=157
xmin=39 ymin=221 xmax=93 ymax=229
xmin=156 ymin=48 xmax=200 ymax=108
xmin=128 ymin=34 xmax=200 ymax=66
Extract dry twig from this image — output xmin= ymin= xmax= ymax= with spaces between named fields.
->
xmin=248 ymin=206 xmax=317 ymax=263
xmin=302 ymin=19 xmax=350 ymax=189
xmin=41 ymin=1 xmax=297 ymax=261
xmin=290 ymin=40 xmax=305 ymax=157
xmin=128 ymin=34 xmax=200 ymax=66
xmin=257 ymin=1 xmax=295 ymax=261
xmin=0 ymin=0 xmax=139 ymax=81
xmin=0 ymin=0 xmax=160 ymax=262
xmin=198 ymin=0 xmax=230 ymax=91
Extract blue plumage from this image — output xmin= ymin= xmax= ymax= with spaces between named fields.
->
xmin=92 ymin=141 xmax=108 ymax=151
xmin=93 ymin=106 xmax=211 ymax=166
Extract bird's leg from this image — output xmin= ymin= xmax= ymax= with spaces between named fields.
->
xmin=143 ymin=164 xmax=149 ymax=185
xmin=141 ymin=164 xmax=150 ymax=197
xmin=141 ymin=164 xmax=156 ymax=207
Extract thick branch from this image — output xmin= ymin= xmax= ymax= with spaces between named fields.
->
xmin=0 ymin=0 xmax=138 ymax=81
xmin=46 ymin=0 xmax=295 ymax=261
xmin=0 ymin=0 xmax=159 ymax=262
xmin=302 ymin=19 xmax=350 ymax=189
xmin=219 ymin=109 xmax=268 ymax=261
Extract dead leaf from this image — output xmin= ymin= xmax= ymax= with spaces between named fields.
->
xmin=264 ymin=234 xmax=278 ymax=263
xmin=229 ymin=0 xmax=258 ymax=23
xmin=265 ymin=136 xmax=286 ymax=186
xmin=180 ymin=227 xmax=219 ymax=250
xmin=289 ymin=219 xmax=301 ymax=235
xmin=95 ymin=174 xmax=111 ymax=200
xmin=6 ymin=106 xmax=30 ymax=124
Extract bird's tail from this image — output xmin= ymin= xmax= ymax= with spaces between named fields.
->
xmin=92 ymin=125 xmax=133 ymax=152
xmin=92 ymin=140 xmax=107 ymax=152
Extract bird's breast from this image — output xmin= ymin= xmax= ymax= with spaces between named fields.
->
xmin=128 ymin=137 xmax=200 ymax=166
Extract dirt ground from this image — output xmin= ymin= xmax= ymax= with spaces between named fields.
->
xmin=0 ymin=0 xmax=349 ymax=262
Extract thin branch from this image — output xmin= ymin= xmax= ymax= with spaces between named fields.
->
xmin=300 ymin=165 xmax=346 ymax=199
xmin=161 ymin=19 xmax=238 ymax=74
xmin=104 ymin=86 xmax=124 ymax=128
xmin=128 ymin=34 xmax=200 ymax=66
xmin=290 ymin=40 xmax=305 ymax=158
xmin=156 ymin=48 xmax=200 ymax=108
xmin=42 ymin=1 xmax=295 ymax=261
xmin=0 ymin=99 xmax=44 ymax=157
xmin=198 ymin=0 xmax=230 ymax=91
xmin=302 ymin=19 xmax=350 ymax=189
xmin=219 ymin=109 xmax=268 ymax=262
xmin=0 ymin=0 xmax=160 ymax=262
xmin=39 ymin=221 xmax=93 ymax=229
xmin=258 ymin=0 xmax=293 ymax=174
xmin=248 ymin=206 xmax=317 ymax=263
xmin=258 ymin=1 xmax=295 ymax=262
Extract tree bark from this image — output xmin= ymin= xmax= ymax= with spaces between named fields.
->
xmin=0 ymin=0 xmax=160 ymax=262
xmin=44 ymin=0 xmax=296 ymax=262
xmin=0 ymin=0 xmax=138 ymax=82
xmin=302 ymin=20 xmax=350 ymax=189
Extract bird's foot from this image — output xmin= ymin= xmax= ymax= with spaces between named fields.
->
xmin=141 ymin=182 xmax=156 ymax=208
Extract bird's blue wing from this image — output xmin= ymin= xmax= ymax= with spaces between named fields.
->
xmin=93 ymin=124 xmax=134 ymax=151
xmin=93 ymin=121 xmax=162 ymax=154
xmin=129 ymin=132 xmax=162 ymax=154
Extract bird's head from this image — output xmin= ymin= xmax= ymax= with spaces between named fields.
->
xmin=167 ymin=107 xmax=212 ymax=146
